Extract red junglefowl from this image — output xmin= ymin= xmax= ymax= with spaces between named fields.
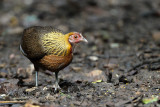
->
xmin=20 ymin=26 xmax=88 ymax=91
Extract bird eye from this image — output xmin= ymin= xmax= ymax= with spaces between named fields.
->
xmin=74 ymin=35 xmax=78 ymax=38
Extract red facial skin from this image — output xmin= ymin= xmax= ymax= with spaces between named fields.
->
xmin=69 ymin=32 xmax=87 ymax=44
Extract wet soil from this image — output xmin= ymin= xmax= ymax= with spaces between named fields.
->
xmin=0 ymin=0 xmax=160 ymax=107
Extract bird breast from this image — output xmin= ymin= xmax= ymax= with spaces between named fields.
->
xmin=38 ymin=54 xmax=73 ymax=71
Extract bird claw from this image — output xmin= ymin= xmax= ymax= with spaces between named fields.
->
xmin=54 ymin=88 xmax=61 ymax=93
xmin=54 ymin=83 xmax=61 ymax=93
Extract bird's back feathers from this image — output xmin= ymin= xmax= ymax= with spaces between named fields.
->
xmin=20 ymin=26 xmax=72 ymax=60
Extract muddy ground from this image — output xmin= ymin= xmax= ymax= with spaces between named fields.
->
xmin=0 ymin=0 xmax=160 ymax=107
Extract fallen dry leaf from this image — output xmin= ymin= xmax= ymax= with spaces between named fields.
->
xmin=92 ymin=79 xmax=102 ymax=84
xmin=71 ymin=66 xmax=82 ymax=72
xmin=24 ymin=103 xmax=40 ymax=107
xmin=104 ymin=63 xmax=119 ymax=70
xmin=152 ymin=31 xmax=160 ymax=42
xmin=86 ymin=69 xmax=107 ymax=82
xmin=25 ymin=87 xmax=38 ymax=93
xmin=24 ymin=102 xmax=40 ymax=107
xmin=0 ymin=63 xmax=6 ymax=68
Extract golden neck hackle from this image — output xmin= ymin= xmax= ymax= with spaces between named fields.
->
xmin=41 ymin=31 xmax=72 ymax=56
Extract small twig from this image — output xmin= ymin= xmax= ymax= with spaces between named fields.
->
xmin=0 ymin=101 xmax=26 ymax=106
xmin=115 ymin=95 xmax=143 ymax=106
xmin=80 ymin=95 xmax=86 ymax=105
xmin=13 ymin=97 xmax=29 ymax=100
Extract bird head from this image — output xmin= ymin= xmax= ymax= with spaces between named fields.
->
xmin=68 ymin=32 xmax=88 ymax=44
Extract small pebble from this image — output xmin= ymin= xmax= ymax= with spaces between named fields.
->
xmin=88 ymin=56 xmax=98 ymax=61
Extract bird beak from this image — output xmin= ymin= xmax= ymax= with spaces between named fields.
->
xmin=79 ymin=33 xmax=88 ymax=43
xmin=81 ymin=37 xmax=88 ymax=43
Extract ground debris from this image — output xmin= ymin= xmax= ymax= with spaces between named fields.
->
xmin=24 ymin=100 xmax=40 ymax=107
xmin=115 ymin=95 xmax=143 ymax=106
xmin=25 ymin=87 xmax=38 ymax=93
xmin=152 ymin=31 xmax=160 ymax=45
xmin=71 ymin=66 xmax=82 ymax=72
xmin=127 ymin=57 xmax=160 ymax=72
xmin=86 ymin=69 xmax=107 ymax=82
xmin=0 ymin=79 xmax=18 ymax=95
xmin=0 ymin=100 xmax=26 ymax=106
xmin=88 ymin=56 xmax=99 ymax=61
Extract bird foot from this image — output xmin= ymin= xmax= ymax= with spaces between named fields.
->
xmin=53 ymin=84 xmax=61 ymax=92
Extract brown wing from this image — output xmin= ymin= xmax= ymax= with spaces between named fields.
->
xmin=20 ymin=26 xmax=46 ymax=60
xmin=20 ymin=26 xmax=66 ymax=60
